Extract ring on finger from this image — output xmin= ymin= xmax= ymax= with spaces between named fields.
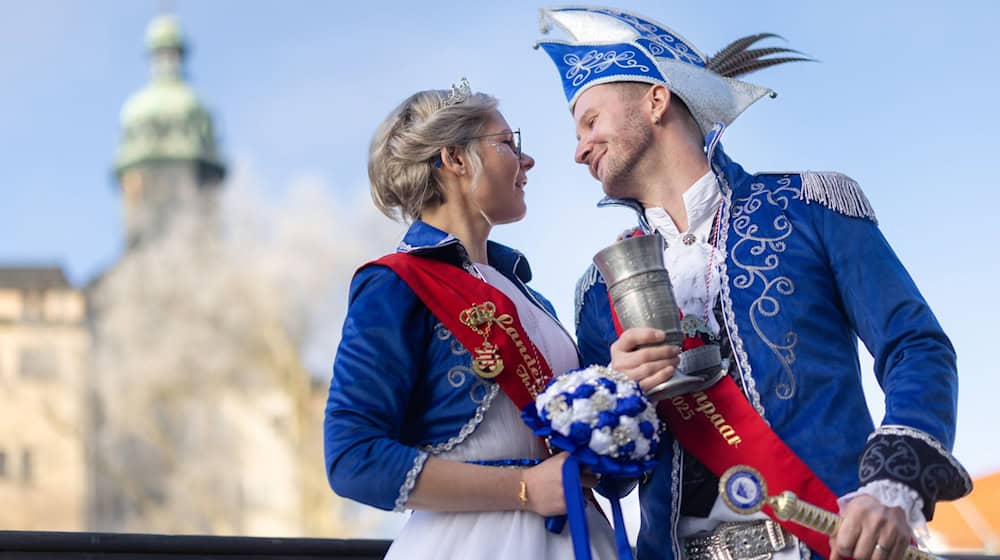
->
xmin=873 ymin=543 xmax=889 ymax=555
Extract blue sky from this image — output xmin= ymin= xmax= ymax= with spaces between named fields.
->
xmin=2 ymin=0 xmax=998 ymax=484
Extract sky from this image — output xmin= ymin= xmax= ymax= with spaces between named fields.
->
xmin=2 ymin=0 xmax=998 ymax=519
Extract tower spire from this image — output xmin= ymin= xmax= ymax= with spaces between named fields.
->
xmin=112 ymin=10 xmax=226 ymax=248
xmin=145 ymin=12 xmax=186 ymax=82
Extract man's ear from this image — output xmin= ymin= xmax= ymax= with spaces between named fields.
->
xmin=648 ymin=84 xmax=672 ymax=124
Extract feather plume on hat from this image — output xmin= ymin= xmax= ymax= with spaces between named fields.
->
xmin=707 ymin=33 xmax=815 ymax=78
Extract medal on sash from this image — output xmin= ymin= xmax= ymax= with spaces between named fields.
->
xmin=459 ymin=302 xmax=504 ymax=379
xmin=363 ymin=253 xmax=552 ymax=410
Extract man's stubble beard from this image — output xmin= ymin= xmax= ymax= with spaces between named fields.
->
xmin=601 ymin=104 xmax=654 ymax=200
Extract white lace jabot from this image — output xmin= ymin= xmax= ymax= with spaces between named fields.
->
xmin=643 ymin=171 xmax=725 ymax=337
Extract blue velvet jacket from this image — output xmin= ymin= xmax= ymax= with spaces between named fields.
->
xmin=324 ymin=221 xmax=569 ymax=512
xmin=575 ymin=140 xmax=972 ymax=560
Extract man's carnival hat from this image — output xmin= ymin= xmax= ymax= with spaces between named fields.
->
xmin=534 ymin=6 xmax=812 ymax=136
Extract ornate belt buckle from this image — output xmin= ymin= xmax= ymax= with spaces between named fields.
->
xmin=763 ymin=520 xmax=787 ymax=551
xmin=716 ymin=521 xmax=781 ymax=560
xmin=685 ymin=520 xmax=789 ymax=560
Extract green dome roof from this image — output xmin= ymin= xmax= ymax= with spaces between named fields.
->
xmin=114 ymin=15 xmax=225 ymax=179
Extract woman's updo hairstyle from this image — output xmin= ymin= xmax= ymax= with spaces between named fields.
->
xmin=368 ymin=82 xmax=498 ymax=222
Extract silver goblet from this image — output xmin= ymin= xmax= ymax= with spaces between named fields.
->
xmin=593 ymin=234 xmax=724 ymax=401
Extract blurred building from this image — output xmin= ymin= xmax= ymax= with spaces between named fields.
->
xmin=0 ymin=266 xmax=88 ymax=530
xmin=0 ymin=13 xmax=350 ymax=538
xmin=85 ymin=13 xmax=344 ymax=537
xmin=929 ymin=470 xmax=1000 ymax=553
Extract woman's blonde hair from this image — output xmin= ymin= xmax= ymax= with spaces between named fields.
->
xmin=368 ymin=88 xmax=498 ymax=222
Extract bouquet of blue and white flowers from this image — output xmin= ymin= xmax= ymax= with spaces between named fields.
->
xmin=522 ymin=365 xmax=661 ymax=560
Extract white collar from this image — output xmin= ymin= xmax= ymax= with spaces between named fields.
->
xmin=644 ymin=171 xmax=721 ymax=240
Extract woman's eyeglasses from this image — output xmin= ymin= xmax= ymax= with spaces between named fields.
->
xmin=432 ymin=129 xmax=522 ymax=168
xmin=469 ymin=129 xmax=522 ymax=159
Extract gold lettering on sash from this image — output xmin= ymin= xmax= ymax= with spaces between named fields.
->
xmin=496 ymin=313 xmax=548 ymax=397
xmin=671 ymin=396 xmax=694 ymax=420
xmin=670 ymin=392 xmax=743 ymax=446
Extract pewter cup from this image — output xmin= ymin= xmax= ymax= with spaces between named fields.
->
xmin=592 ymin=234 xmax=723 ymax=400
xmin=592 ymin=235 xmax=683 ymax=346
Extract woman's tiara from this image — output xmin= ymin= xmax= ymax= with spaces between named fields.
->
xmin=440 ymin=77 xmax=472 ymax=107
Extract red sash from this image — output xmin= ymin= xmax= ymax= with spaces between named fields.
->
xmin=657 ymin=379 xmax=838 ymax=556
xmin=367 ymin=253 xmax=552 ymax=411
xmin=608 ymin=307 xmax=839 ymax=556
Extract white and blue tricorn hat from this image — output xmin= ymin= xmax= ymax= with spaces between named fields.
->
xmin=535 ymin=7 xmax=810 ymax=136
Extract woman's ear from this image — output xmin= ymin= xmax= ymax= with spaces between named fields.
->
xmin=438 ymin=146 xmax=468 ymax=176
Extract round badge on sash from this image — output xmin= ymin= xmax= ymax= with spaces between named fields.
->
xmin=719 ymin=465 xmax=767 ymax=515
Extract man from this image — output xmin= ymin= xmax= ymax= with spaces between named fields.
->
xmin=534 ymin=7 xmax=971 ymax=560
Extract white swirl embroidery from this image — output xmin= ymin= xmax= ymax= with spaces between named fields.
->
xmin=563 ymin=49 xmax=650 ymax=87
xmin=434 ymin=322 xmax=468 ymax=356
xmin=729 ymin=176 xmax=800 ymax=400
xmin=715 ymin=167 xmax=765 ymax=417
xmin=421 ymin=384 xmax=500 ymax=455
xmin=435 ymin=323 xmax=490 ymax=403
xmin=592 ymin=9 xmax=704 ymax=66
xmin=445 ymin=365 xmax=490 ymax=403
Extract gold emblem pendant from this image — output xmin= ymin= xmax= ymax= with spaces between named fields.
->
xmin=460 ymin=302 xmax=504 ymax=379
xmin=472 ymin=341 xmax=504 ymax=379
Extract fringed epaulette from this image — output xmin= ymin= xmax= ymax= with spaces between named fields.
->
xmin=574 ymin=264 xmax=602 ymax=329
xmin=800 ymin=171 xmax=878 ymax=224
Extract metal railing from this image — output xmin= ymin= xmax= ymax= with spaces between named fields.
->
xmin=1 ymin=531 xmax=997 ymax=560
xmin=0 ymin=531 xmax=391 ymax=559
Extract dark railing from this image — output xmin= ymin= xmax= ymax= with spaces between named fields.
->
xmin=0 ymin=531 xmax=391 ymax=559
xmin=1 ymin=532 xmax=997 ymax=560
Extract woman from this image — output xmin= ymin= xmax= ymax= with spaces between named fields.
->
xmin=324 ymin=79 xmax=617 ymax=558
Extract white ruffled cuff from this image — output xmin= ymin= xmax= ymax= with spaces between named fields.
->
xmin=838 ymin=479 xmax=929 ymax=546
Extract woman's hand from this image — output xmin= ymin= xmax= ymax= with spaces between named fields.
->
xmin=406 ymin=455 xmax=596 ymax=514
xmin=522 ymin=452 xmax=601 ymax=516
xmin=610 ymin=327 xmax=681 ymax=392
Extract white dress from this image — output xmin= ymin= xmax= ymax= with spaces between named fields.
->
xmin=385 ymin=264 xmax=618 ymax=559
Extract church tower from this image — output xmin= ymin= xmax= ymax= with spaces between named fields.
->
xmin=113 ymin=15 xmax=225 ymax=249
xmin=89 ymin=12 xmax=355 ymax=538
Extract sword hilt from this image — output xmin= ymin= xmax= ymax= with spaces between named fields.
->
xmin=769 ymin=491 xmax=940 ymax=560
xmin=769 ymin=490 xmax=841 ymax=535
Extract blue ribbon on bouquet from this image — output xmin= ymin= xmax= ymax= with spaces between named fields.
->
xmin=466 ymin=457 xmax=603 ymax=554
xmin=522 ymin=403 xmax=654 ymax=560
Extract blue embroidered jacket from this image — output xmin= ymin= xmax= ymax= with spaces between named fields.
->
xmin=575 ymin=144 xmax=972 ymax=560
xmin=324 ymin=221 xmax=569 ymax=512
